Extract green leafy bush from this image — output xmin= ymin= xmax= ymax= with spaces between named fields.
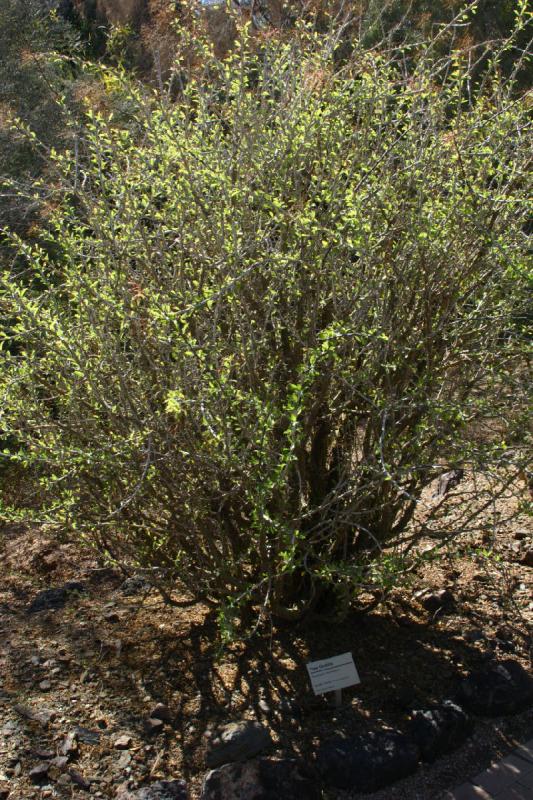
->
xmin=1 ymin=22 xmax=530 ymax=624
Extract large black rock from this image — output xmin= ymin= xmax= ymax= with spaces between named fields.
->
xmin=317 ymin=729 xmax=419 ymax=792
xmin=206 ymin=721 xmax=272 ymax=768
xmin=458 ymin=659 xmax=533 ymax=716
xmin=201 ymin=758 xmax=320 ymax=800
xmin=27 ymin=582 xmax=86 ymax=613
xmin=409 ymin=700 xmax=472 ymax=762
xmin=117 ymin=781 xmax=187 ymax=800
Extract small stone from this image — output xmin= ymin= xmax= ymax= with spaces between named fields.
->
xmin=201 ymin=758 xmax=318 ymax=800
xmin=60 ymin=731 xmax=78 ymax=758
xmin=69 ymin=770 xmax=91 ymax=791
xmin=39 ymin=681 xmax=52 ymax=692
xmin=50 ymin=756 xmax=69 ymax=771
xmin=458 ymin=659 xmax=533 ymax=715
xmin=432 ymin=468 xmax=464 ymax=497
xmin=73 ymin=726 xmax=101 ymax=744
xmin=1 ymin=722 xmax=18 ymax=737
xmin=206 ymin=721 xmax=272 ymax=768
xmin=114 ymin=735 xmax=133 ymax=750
xmin=144 ymin=718 xmax=164 ymax=736
xmin=520 ymin=549 xmax=533 ymax=567
xmin=29 ymin=762 xmax=50 ymax=784
xmin=150 ymin=704 xmax=173 ymax=723
xmin=117 ymin=753 xmax=132 ymax=770
xmin=33 ymin=750 xmax=55 ymax=760
xmin=13 ymin=704 xmax=56 ymax=726
xmin=416 ymin=588 xmax=454 ymax=614
xmin=120 ymin=575 xmax=151 ymax=596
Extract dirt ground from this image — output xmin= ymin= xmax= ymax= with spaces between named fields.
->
xmin=0 ymin=473 xmax=531 ymax=799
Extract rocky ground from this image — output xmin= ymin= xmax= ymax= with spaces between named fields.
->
xmin=0 ymin=473 xmax=531 ymax=799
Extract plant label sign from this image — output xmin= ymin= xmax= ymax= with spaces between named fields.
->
xmin=306 ymin=652 xmax=360 ymax=696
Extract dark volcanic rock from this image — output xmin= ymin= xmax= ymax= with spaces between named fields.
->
xmin=201 ymin=758 xmax=319 ymax=800
xmin=69 ymin=769 xmax=91 ymax=791
xmin=13 ymin=704 xmax=55 ymax=726
xmin=458 ymin=659 xmax=533 ymax=716
xmin=409 ymin=701 xmax=472 ymax=762
xmin=120 ymin=575 xmax=151 ymax=595
xmin=206 ymin=721 xmax=272 ymax=768
xmin=415 ymin=588 xmax=454 ymax=615
xmin=117 ymin=780 xmax=188 ymax=799
xmin=27 ymin=582 xmax=85 ymax=613
xmin=317 ymin=730 xmax=419 ymax=792
xmin=150 ymin=703 xmax=173 ymax=723
xmin=73 ymin=725 xmax=101 ymax=744
xmin=144 ymin=717 xmax=164 ymax=736
xmin=28 ymin=762 xmax=50 ymax=784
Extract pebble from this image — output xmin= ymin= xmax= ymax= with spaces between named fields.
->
xmin=144 ymin=718 xmax=164 ymax=736
xmin=117 ymin=753 xmax=132 ymax=770
xmin=69 ymin=768 xmax=92 ymax=790
xmin=29 ymin=762 xmax=50 ymax=784
xmin=417 ymin=588 xmax=454 ymax=614
xmin=60 ymin=731 xmax=79 ymax=758
xmin=13 ymin=704 xmax=56 ymax=726
xmin=73 ymin=726 xmax=101 ymax=744
xmin=150 ymin=703 xmax=173 ymax=723
xmin=114 ymin=735 xmax=133 ymax=750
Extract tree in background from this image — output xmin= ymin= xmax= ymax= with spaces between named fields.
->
xmin=0 ymin=0 xmax=81 ymax=231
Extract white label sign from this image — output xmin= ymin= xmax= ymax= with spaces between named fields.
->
xmin=306 ymin=652 xmax=360 ymax=695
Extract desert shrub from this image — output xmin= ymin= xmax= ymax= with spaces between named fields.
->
xmin=1 ymin=20 xmax=531 ymax=625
